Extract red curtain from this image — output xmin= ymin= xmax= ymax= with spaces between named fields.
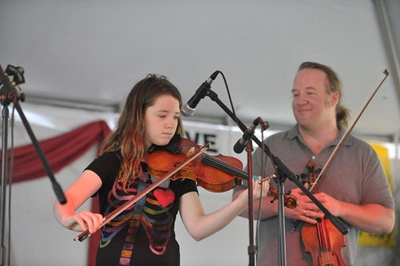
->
xmin=1 ymin=120 xmax=111 ymax=182
xmin=0 ymin=120 xmax=111 ymax=266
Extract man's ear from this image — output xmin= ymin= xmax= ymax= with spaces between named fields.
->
xmin=330 ymin=91 xmax=340 ymax=106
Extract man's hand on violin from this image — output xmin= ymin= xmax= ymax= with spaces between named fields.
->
xmin=312 ymin=192 xmax=342 ymax=217
xmin=285 ymin=187 xmax=324 ymax=224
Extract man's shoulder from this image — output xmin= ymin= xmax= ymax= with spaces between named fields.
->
xmin=267 ymin=127 xmax=296 ymax=142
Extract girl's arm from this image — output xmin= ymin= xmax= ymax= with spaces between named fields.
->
xmin=53 ymin=170 xmax=104 ymax=233
xmin=179 ymin=179 xmax=269 ymax=241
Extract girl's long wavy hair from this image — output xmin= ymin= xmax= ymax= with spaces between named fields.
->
xmin=100 ymin=74 xmax=184 ymax=189
xmin=298 ymin=62 xmax=351 ymax=128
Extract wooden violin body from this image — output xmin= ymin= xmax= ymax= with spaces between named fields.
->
xmin=147 ymin=137 xmax=298 ymax=208
xmin=302 ymin=218 xmax=348 ymax=266
xmin=301 ymin=161 xmax=348 ymax=266
xmin=147 ymin=140 xmax=243 ymax=192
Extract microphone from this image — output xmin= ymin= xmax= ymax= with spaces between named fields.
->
xmin=233 ymin=117 xmax=268 ymax=154
xmin=181 ymin=71 xmax=219 ymax=117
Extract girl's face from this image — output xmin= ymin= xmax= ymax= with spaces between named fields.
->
xmin=144 ymin=94 xmax=180 ymax=148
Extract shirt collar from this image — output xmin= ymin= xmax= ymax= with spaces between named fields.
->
xmin=288 ymin=124 xmax=353 ymax=147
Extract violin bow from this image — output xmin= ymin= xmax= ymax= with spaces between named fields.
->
xmin=310 ymin=69 xmax=389 ymax=191
xmin=74 ymin=142 xmax=211 ymax=242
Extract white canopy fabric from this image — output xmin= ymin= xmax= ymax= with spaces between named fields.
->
xmin=1 ymin=0 xmax=400 ymax=139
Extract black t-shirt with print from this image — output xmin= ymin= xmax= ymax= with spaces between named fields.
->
xmin=85 ymin=151 xmax=198 ymax=266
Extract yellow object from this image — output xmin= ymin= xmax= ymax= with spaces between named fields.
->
xmin=357 ymin=142 xmax=396 ymax=247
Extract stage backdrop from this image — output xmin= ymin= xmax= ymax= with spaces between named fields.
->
xmin=2 ymin=104 xmax=398 ymax=266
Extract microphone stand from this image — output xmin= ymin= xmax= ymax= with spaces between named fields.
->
xmin=276 ymin=167 xmax=287 ymax=265
xmin=0 ymin=65 xmax=66 ymax=266
xmin=202 ymin=88 xmax=349 ymax=266
xmin=244 ymin=141 xmax=255 ymax=266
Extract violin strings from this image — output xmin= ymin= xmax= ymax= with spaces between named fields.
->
xmin=201 ymin=154 xmax=247 ymax=179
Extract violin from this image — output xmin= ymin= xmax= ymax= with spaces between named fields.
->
xmin=147 ymin=137 xmax=298 ymax=209
xmin=301 ymin=161 xmax=348 ymax=266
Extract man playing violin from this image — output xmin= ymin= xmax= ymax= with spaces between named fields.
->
xmin=233 ymin=62 xmax=395 ymax=266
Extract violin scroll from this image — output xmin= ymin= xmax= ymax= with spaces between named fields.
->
xmin=266 ymin=177 xmax=298 ymax=209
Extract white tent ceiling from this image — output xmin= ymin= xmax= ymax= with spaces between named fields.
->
xmin=1 ymin=0 xmax=400 ymax=140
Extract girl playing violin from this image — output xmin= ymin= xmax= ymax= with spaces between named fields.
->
xmin=53 ymin=74 xmax=270 ymax=266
